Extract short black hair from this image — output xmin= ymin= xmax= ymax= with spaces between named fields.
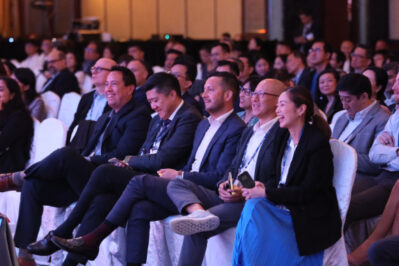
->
xmin=313 ymin=40 xmax=332 ymax=55
xmin=298 ymin=8 xmax=312 ymax=17
xmin=337 ymin=73 xmax=372 ymax=98
xmin=166 ymin=49 xmax=183 ymax=57
xmin=355 ymin=44 xmax=373 ymax=59
xmin=128 ymin=59 xmax=153 ymax=77
xmin=243 ymin=76 xmax=263 ymax=92
xmin=117 ymin=54 xmax=134 ymax=65
xmin=13 ymin=68 xmax=38 ymax=105
xmin=111 ymin=66 xmax=136 ymax=87
xmin=331 ymin=49 xmax=346 ymax=64
xmin=290 ymin=50 xmax=306 ymax=65
xmin=172 ymin=56 xmax=197 ymax=83
xmin=318 ymin=69 xmax=340 ymax=84
xmin=212 ymin=42 xmax=230 ymax=53
xmin=207 ymin=71 xmax=239 ymax=101
xmin=364 ymin=66 xmax=388 ymax=94
xmin=239 ymin=53 xmax=254 ymax=67
xmin=144 ymin=72 xmax=181 ymax=97
xmin=217 ymin=60 xmax=239 ymax=76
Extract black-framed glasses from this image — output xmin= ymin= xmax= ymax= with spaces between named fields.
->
xmin=45 ymin=58 xmax=63 ymax=64
xmin=308 ymin=48 xmax=323 ymax=53
xmin=351 ymin=53 xmax=366 ymax=59
xmin=91 ymin=66 xmax=112 ymax=73
xmin=251 ymin=91 xmax=280 ymax=97
xmin=240 ymin=88 xmax=252 ymax=96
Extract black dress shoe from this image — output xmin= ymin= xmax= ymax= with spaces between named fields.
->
xmin=51 ymin=235 xmax=98 ymax=260
xmin=27 ymin=231 xmax=59 ymax=255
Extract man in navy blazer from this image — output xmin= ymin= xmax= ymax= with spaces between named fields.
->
xmin=12 ymin=66 xmax=151 ymax=265
xmin=28 ymin=73 xmax=202 ymax=265
xmin=49 ymin=71 xmax=245 ymax=264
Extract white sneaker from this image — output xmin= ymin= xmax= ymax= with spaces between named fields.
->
xmin=170 ymin=210 xmax=220 ymax=235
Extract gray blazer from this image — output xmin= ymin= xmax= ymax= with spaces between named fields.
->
xmin=332 ymin=103 xmax=389 ymax=175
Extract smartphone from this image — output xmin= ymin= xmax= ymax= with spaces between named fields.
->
xmin=237 ymin=171 xmax=255 ymax=188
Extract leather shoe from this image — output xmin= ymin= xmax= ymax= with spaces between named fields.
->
xmin=17 ymin=257 xmax=36 ymax=266
xmin=0 ymin=173 xmax=19 ymax=192
xmin=51 ymin=235 xmax=98 ymax=260
xmin=27 ymin=231 xmax=59 ymax=255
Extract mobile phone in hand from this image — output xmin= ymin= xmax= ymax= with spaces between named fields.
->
xmin=237 ymin=171 xmax=255 ymax=188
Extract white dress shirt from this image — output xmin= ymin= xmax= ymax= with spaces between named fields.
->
xmin=338 ymin=101 xmax=377 ymax=142
xmin=279 ymin=137 xmax=298 ymax=185
xmin=239 ymin=118 xmax=278 ymax=179
xmin=190 ymin=110 xmax=234 ymax=172
xmin=369 ymin=110 xmax=399 ymax=171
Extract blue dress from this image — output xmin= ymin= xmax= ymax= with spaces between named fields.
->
xmin=232 ymin=198 xmax=324 ymax=266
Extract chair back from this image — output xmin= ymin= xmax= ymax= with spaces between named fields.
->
xmin=41 ymin=91 xmax=61 ymax=118
xmin=27 ymin=118 xmax=41 ymax=166
xmin=58 ymin=92 xmax=81 ymax=128
xmin=33 ymin=118 xmax=66 ymax=162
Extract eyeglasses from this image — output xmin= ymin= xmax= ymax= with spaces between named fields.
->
xmin=240 ymin=88 xmax=252 ymax=96
xmin=251 ymin=91 xmax=280 ymax=97
xmin=91 ymin=66 xmax=112 ymax=73
xmin=308 ymin=48 xmax=323 ymax=53
xmin=45 ymin=58 xmax=63 ymax=64
xmin=351 ymin=53 xmax=366 ymax=59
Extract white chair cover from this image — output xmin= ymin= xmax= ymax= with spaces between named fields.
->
xmin=81 ymin=75 xmax=94 ymax=94
xmin=27 ymin=118 xmax=41 ymax=167
xmin=322 ymin=139 xmax=358 ymax=266
xmin=41 ymin=91 xmax=61 ymax=118
xmin=58 ymin=92 xmax=81 ymax=129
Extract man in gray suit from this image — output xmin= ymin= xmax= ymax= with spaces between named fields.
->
xmin=331 ymin=73 xmax=390 ymax=227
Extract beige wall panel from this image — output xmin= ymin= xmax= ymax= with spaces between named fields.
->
xmin=159 ymin=0 xmax=185 ymax=35
xmin=187 ymin=0 xmax=215 ymax=39
xmin=216 ymin=0 xmax=242 ymax=38
xmin=131 ymin=0 xmax=157 ymax=40
xmin=81 ymin=0 xmax=105 ymax=31
xmin=106 ymin=0 xmax=130 ymax=40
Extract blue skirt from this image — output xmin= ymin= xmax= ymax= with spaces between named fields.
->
xmin=232 ymin=198 xmax=323 ymax=266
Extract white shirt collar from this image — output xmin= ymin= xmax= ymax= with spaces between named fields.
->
xmin=346 ymin=100 xmax=377 ymax=121
xmin=208 ymin=109 xmax=234 ymax=125
xmin=168 ymin=100 xmax=184 ymax=121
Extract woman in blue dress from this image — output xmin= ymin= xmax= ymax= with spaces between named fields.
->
xmin=232 ymin=86 xmax=342 ymax=266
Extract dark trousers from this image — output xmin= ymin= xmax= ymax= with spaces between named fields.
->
xmin=14 ymin=147 xmax=96 ymax=248
xmin=345 ymin=171 xmax=399 ymax=229
xmin=167 ymin=179 xmax=244 ymax=266
xmin=368 ymin=235 xmax=399 ymax=266
xmin=53 ymin=164 xmax=136 ymax=264
xmin=105 ymin=174 xmax=178 ymax=264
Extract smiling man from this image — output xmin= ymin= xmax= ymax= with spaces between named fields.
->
xmin=27 ymin=73 xmax=202 ymax=265
xmin=7 ymin=66 xmax=151 ymax=266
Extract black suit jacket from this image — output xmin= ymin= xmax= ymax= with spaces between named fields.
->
xmin=128 ymin=102 xmax=202 ymax=174
xmin=0 ymin=110 xmax=33 ymax=173
xmin=262 ymin=123 xmax=341 ymax=255
xmin=82 ymin=98 xmax=151 ymax=165
xmin=43 ymin=68 xmax=80 ymax=98
xmin=182 ymin=112 xmax=246 ymax=189
xmin=297 ymin=67 xmax=315 ymax=90
xmin=182 ymin=92 xmax=202 ymax=114
xmin=67 ymin=90 xmax=111 ymax=144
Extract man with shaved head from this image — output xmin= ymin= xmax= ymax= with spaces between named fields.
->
xmin=167 ymin=78 xmax=287 ymax=266
xmin=67 ymin=58 xmax=117 ymax=147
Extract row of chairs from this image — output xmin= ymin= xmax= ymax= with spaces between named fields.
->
xmin=41 ymin=91 xmax=81 ymax=128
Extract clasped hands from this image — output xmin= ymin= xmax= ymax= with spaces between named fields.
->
xmin=378 ymin=132 xmax=395 ymax=147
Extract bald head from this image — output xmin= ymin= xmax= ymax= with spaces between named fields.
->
xmin=91 ymin=58 xmax=117 ymax=91
xmin=252 ymin=78 xmax=286 ymax=124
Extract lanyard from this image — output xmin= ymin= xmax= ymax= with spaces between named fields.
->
xmin=239 ymin=134 xmax=266 ymax=173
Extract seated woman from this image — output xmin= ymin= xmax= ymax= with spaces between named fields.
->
xmin=0 ymin=76 xmax=34 ymax=174
xmin=254 ymin=56 xmax=271 ymax=78
xmin=232 ymin=86 xmax=342 ymax=265
xmin=237 ymin=76 xmax=261 ymax=126
xmin=348 ymin=179 xmax=399 ymax=265
xmin=12 ymin=68 xmax=46 ymax=121
xmin=315 ymin=69 xmax=342 ymax=123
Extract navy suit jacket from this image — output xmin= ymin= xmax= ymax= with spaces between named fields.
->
xmin=43 ymin=68 xmax=80 ymax=98
xmin=128 ymin=101 xmax=202 ymax=174
xmin=82 ymin=98 xmax=151 ymax=165
xmin=182 ymin=112 xmax=246 ymax=189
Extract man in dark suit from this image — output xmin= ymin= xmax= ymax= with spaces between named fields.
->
xmin=42 ymin=49 xmax=80 ymax=98
xmin=12 ymin=66 xmax=151 ymax=265
xmin=50 ymin=72 xmax=246 ymax=265
xmin=171 ymin=57 xmax=203 ymax=113
xmin=293 ymin=9 xmax=321 ymax=53
xmin=126 ymin=59 xmax=152 ymax=109
xmin=286 ymin=51 xmax=313 ymax=88
xmin=166 ymin=78 xmax=286 ymax=266
xmin=28 ymin=73 xmax=202 ymax=265
xmin=66 ymin=58 xmax=116 ymax=146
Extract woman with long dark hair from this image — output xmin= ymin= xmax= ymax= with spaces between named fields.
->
xmin=232 ymin=86 xmax=341 ymax=265
xmin=0 ymin=76 xmax=34 ymax=173
xmin=12 ymin=68 xmax=46 ymax=121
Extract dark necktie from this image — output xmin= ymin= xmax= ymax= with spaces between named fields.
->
xmin=142 ymin=119 xmax=171 ymax=155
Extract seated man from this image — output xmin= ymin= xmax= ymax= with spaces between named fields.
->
xmin=50 ymin=72 xmax=246 ymax=265
xmin=28 ymin=73 xmax=202 ymax=265
xmin=66 ymin=58 xmax=116 ymax=147
xmin=331 ymin=73 xmax=389 ymax=228
xmin=9 ymin=66 xmax=152 ymax=265
xmin=347 ymin=72 xmax=399 ymax=227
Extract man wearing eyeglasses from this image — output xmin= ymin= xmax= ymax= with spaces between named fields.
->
xmin=351 ymin=45 xmax=372 ymax=74
xmin=42 ymin=49 xmax=80 ymax=98
xmin=166 ymin=78 xmax=286 ymax=266
xmin=82 ymin=41 xmax=101 ymax=75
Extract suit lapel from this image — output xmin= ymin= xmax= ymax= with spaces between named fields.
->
xmin=254 ymin=122 xmax=279 ymax=178
xmin=345 ymin=104 xmax=379 ymax=144
xmin=333 ymin=115 xmax=349 ymax=139
xmin=187 ymin=120 xmax=210 ymax=166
